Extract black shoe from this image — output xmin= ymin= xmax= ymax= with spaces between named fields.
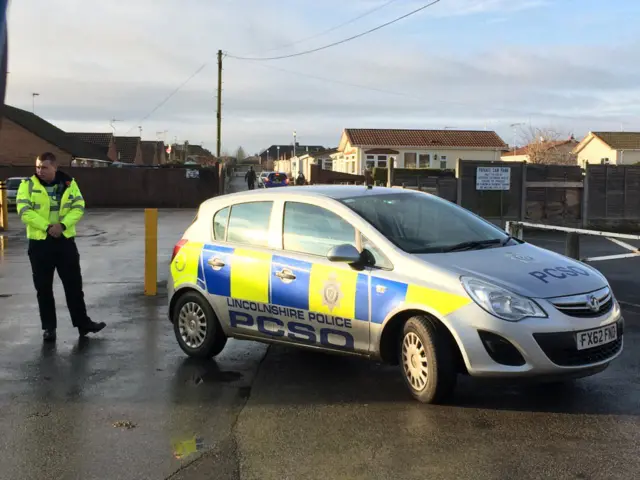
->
xmin=78 ymin=321 xmax=106 ymax=337
xmin=43 ymin=329 xmax=57 ymax=342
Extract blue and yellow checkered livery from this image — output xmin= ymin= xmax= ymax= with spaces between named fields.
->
xmin=172 ymin=242 xmax=471 ymax=323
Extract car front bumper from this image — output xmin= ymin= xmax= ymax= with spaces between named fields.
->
xmin=445 ymin=299 xmax=624 ymax=378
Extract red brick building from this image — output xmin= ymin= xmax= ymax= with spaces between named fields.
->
xmin=0 ymin=105 xmax=110 ymax=166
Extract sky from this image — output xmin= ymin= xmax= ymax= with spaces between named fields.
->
xmin=6 ymin=0 xmax=640 ymax=154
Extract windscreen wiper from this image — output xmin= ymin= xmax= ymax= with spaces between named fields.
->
xmin=443 ymin=239 xmax=502 ymax=252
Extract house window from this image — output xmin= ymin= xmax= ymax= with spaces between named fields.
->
xmin=440 ymin=155 xmax=447 ymax=169
xmin=418 ymin=154 xmax=430 ymax=168
xmin=404 ymin=153 xmax=417 ymax=168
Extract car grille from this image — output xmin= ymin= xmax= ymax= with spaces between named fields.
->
xmin=548 ymin=286 xmax=613 ymax=318
xmin=533 ymin=319 xmax=624 ymax=367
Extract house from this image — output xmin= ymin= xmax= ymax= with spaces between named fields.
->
xmin=501 ymin=137 xmax=579 ymax=165
xmin=572 ymin=132 xmax=640 ymax=167
xmin=281 ymin=148 xmax=338 ymax=178
xmin=334 ymin=128 xmax=509 ymax=174
xmin=68 ymin=132 xmax=118 ymax=162
xmin=0 ymin=105 xmax=111 ymax=166
xmin=114 ymin=136 xmax=142 ymax=164
xmin=259 ymin=144 xmax=326 ymax=170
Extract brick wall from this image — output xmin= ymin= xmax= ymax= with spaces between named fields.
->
xmin=107 ymin=141 xmax=118 ymax=163
xmin=0 ymin=118 xmax=73 ymax=166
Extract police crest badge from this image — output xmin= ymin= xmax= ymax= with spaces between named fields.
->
xmin=321 ymin=274 xmax=342 ymax=312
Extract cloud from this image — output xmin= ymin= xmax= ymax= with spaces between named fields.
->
xmin=5 ymin=0 xmax=639 ymax=154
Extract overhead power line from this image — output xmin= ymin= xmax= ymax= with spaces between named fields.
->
xmin=240 ymin=0 xmax=403 ymax=57
xmin=124 ymin=63 xmax=209 ymax=135
xmin=226 ymin=0 xmax=441 ymax=61
xmin=119 ymin=1 xmax=411 ymax=133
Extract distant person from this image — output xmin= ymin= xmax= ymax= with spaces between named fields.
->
xmin=16 ymin=152 xmax=106 ymax=342
xmin=295 ymin=172 xmax=305 ymax=186
xmin=245 ymin=166 xmax=257 ymax=190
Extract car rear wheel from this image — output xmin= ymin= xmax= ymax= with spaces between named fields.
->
xmin=399 ymin=315 xmax=457 ymax=404
xmin=173 ymin=291 xmax=227 ymax=359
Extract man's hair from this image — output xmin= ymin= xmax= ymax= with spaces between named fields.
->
xmin=37 ymin=152 xmax=57 ymax=163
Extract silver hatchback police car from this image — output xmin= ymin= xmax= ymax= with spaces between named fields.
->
xmin=168 ymin=186 xmax=623 ymax=403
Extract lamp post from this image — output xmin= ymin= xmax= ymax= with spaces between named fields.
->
xmin=293 ymin=131 xmax=297 ymax=158
xmin=510 ymin=123 xmax=523 ymax=155
xmin=32 ymin=92 xmax=39 ymax=113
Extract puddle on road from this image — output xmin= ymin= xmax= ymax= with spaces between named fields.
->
xmin=178 ymin=358 xmax=244 ymax=387
xmin=190 ymin=369 xmax=243 ymax=386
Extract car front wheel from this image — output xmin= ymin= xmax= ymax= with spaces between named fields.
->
xmin=399 ymin=315 xmax=457 ymax=404
xmin=173 ymin=291 xmax=227 ymax=359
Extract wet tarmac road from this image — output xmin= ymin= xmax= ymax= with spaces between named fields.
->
xmin=0 ymin=180 xmax=639 ymax=480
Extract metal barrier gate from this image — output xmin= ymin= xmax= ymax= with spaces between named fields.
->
xmin=505 ymin=221 xmax=640 ymax=262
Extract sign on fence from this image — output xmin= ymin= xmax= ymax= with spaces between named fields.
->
xmin=476 ymin=167 xmax=510 ymax=190
xmin=186 ymin=169 xmax=200 ymax=179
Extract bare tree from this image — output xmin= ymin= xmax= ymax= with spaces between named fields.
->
xmin=518 ymin=126 xmax=577 ymax=165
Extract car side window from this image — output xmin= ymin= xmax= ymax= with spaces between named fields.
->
xmin=227 ymin=202 xmax=273 ymax=247
xmin=213 ymin=207 xmax=229 ymax=240
xmin=361 ymin=234 xmax=393 ymax=270
xmin=283 ymin=202 xmax=356 ymax=257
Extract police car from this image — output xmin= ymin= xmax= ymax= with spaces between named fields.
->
xmin=167 ymin=186 xmax=624 ymax=403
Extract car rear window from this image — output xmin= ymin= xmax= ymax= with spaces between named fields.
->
xmin=269 ymin=173 xmax=287 ymax=182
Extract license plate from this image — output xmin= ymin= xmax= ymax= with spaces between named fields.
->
xmin=576 ymin=324 xmax=617 ymax=350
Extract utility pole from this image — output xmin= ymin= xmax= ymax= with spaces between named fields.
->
xmin=217 ymin=49 xmax=222 ymax=158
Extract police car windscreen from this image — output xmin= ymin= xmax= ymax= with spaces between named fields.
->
xmin=341 ymin=192 xmax=508 ymax=254
xmin=6 ymin=179 xmax=23 ymax=189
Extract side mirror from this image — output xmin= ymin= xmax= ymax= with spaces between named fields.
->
xmin=327 ymin=244 xmax=362 ymax=264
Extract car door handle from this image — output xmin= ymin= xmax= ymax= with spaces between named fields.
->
xmin=275 ymin=269 xmax=296 ymax=281
xmin=207 ymin=257 xmax=226 ymax=270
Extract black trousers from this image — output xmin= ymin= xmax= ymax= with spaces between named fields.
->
xmin=28 ymin=237 xmax=91 ymax=330
xmin=248 ymin=182 xmax=255 ymax=190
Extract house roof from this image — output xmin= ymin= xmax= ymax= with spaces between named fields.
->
xmin=114 ymin=136 xmax=140 ymax=163
xmin=140 ymin=140 xmax=158 ymax=166
xmin=502 ymin=139 xmax=579 ymax=157
xmin=67 ymin=132 xmax=113 ymax=150
xmin=1 ymin=105 xmax=110 ymax=161
xmin=592 ymin=132 xmax=640 ymax=150
xmin=344 ymin=129 xmax=508 ymax=149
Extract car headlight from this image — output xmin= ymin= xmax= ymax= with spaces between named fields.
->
xmin=461 ymin=277 xmax=547 ymax=322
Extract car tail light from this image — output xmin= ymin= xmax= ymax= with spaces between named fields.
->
xmin=171 ymin=239 xmax=188 ymax=261
xmin=285 ymin=177 xmax=290 ymax=184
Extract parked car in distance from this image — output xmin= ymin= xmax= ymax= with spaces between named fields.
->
xmin=263 ymin=172 xmax=289 ymax=188
xmin=257 ymin=171 xmax=272 ymax=188
xmin=5 ymin=177 xmax=29 ymax=211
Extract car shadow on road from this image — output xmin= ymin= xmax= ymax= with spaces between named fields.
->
xmin=249 ymin=346 xmax=640 ymax=416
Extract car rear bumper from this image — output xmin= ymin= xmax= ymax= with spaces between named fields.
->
xmin=445 ymin=301 xmax=624 ymax=378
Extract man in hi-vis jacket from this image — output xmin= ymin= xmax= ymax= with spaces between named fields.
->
xmin=16 ymin=152 xmax=106 ymax=342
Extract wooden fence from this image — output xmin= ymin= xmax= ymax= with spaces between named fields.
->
xmin=0 ymin=164 xmax=225 ymax=208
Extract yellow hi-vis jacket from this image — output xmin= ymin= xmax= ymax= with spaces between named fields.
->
xmin=16 ymin=173 xmax=86 ymax=240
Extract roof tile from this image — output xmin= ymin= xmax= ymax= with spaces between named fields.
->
xmin=2 ymin=105 xmax=110 ymax=161
xmin=345 ymin=129 xmax=508 ymax=149
xmin=593 ymin=132 xmax=640 ymax=150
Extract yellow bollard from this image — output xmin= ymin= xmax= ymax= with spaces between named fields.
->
xmin=144 ymin=208 xmax=158 ymax=296
xmin=0 ymin=181 xmax=7 ymax=232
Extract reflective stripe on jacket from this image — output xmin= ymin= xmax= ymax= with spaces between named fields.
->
xmin=16 ymin=174 xmax=86 ymax=240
